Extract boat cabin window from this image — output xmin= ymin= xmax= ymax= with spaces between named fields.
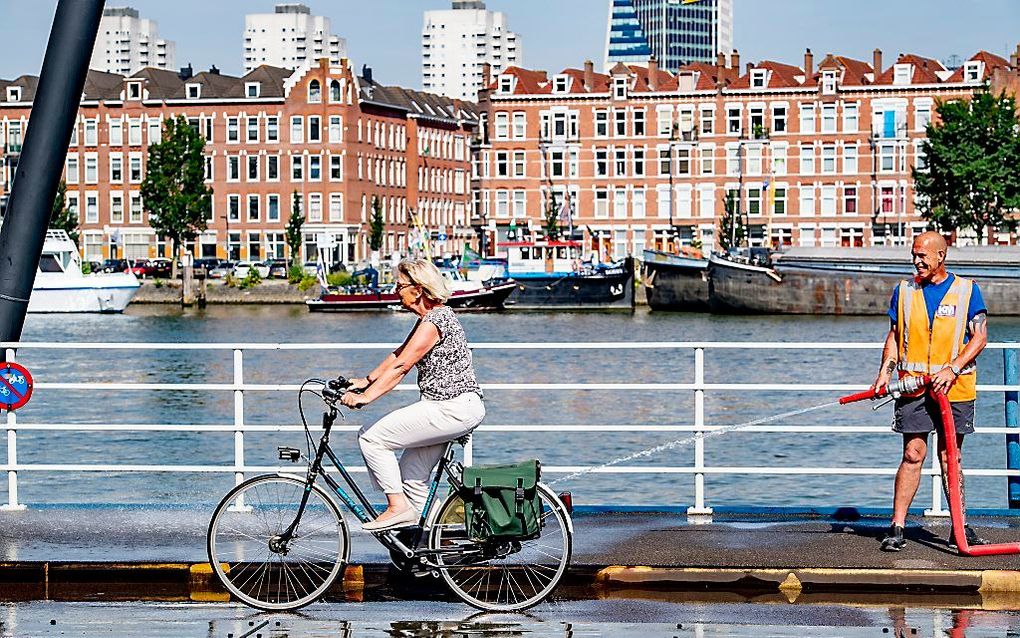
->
xmin=556 ymin=246 xmax=567 ymax=259
xmin=520 ymin=247 xmax=530 ymax=259
xmin=38 ymin=254 xmax=64 ymax=273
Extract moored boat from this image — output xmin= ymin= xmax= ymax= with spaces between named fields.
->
xmin=499 ymin=239 xmax=635 ymax=310
xmin=29 ymin=230 xmax=140 ymax=313
xmin=708 ymin=246 xmax=1020 ymax=315
xmin=641 ymin=248 xmax=710 ymax=311
xmin=307 ymin=270 xmax=517 ymax=312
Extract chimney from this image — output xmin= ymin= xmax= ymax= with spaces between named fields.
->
xmin=584 ymin=59 xmax=594 ymax=91
xmin=804 ymin=48 xmax=814 ymax=78
xmin=730 ymin=49 xmax=740 ymax=71
xmin=873 ymin=48 xmax=883 ymax=76
xmin=715 ymin=52 xmax=727 ymax=89
xmin=482 ymin=62 xmax=491 ymax=88
xmin=647 ymin=56 xmax=658 ymax=91
xmin=362 ymin=64 xmax=373 ymax=84
xmin=209 ymin=65 xmax=220 ymax=75
xmin=178 ymin=63 xmax=193 ymax=81
xmin=745 ymin=62 xmax=753 ymax=75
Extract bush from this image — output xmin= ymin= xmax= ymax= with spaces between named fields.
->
xmin=297 ymin=275 xmax=319 ymax=292
xmin=238 ymin=266 xmax=262 ymax=290
xmin=81 ymin=262 xmax=92 ymax=275
xmin=153 ymin=279 xmax=164 ymax=289
xmin=326 ymin=271 xmax=352 ymax=287
xmin=288 ymin=265 xmax=304 ymax=284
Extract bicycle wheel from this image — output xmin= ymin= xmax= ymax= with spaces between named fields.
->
xmin=428 ymin=483 xmax=572 ymax=611
xmin=207 ymin=474 xmax=350 ymax=611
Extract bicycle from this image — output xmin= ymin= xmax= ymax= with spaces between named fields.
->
xmin=206 ymin=375 xmax=574 ymax=612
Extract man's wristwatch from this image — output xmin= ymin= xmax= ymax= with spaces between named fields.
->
xmin=949 ymin=364 xmax=962 ymax=377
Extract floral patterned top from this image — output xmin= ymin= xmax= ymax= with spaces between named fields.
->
xmin=415 ymin=306 xmax=481 ymax=401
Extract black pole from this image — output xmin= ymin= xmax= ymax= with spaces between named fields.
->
xmin=0 ymin=0 xmax=104 ymax=344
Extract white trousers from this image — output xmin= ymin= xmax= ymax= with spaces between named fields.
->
xmin=358 ymin=392 xmax=484 ymax=512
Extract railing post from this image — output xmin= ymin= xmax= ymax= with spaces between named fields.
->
xmin=924 ymin=452 xmax=948 ymax=517
xmin=2 ymin=348 xmax=25 ymax=510
xmin=688 ymin=346 xmax=712 ymax=516
xmin=1005 ymin=345 xmax=1019 ymax=508
xmin=229 ymin=348 xmax=250 ymax=512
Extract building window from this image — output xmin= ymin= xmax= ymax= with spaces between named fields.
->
xmin=227 ymin=194 xmax=240 ymax=221
xmin=247 ymin=232 xmax=261 ymax=260
xmin=246 ymin=117 xmax=259 ymax=143
xmin=821 ymin=70 xmax=837 ymax=95
xmin=513 ymin=150 xmax=526 ymax=177
xmin=330 ymin=79 xmax=342 ymax=102
xmin=821 ymin=104 xmax=837 ymax=133
xmin=266 ymin=116 xmax=279 ymax=142
xmin=746 ymin=146 xmax=762 ymax=175
xmin=495 ymin=190 xmax=509 ymax=218
xmin=700 ymin=145 xmax=714 ymax=175
xmin=329 ymin=116 xmax=342 ymax=143
xmin=916 ymin=103 xmax=932 ymax=131
xmin=700 ymin=106 xmax=715 ymax=135
xmin=844 ymin=186 xmax=858 ymax=214
xmin=726 ymin=147 xmax=739 ymax=175
xmin=268 ymin=194 xmax=280 ymax=222
xmin=513 ymin=190 xmax=526 ymax=217
xmin=613 ymin=187 xmax=627 ymax=218
xmin=633 ymin=148 xmax=645 ymax=176
xmin=330 ymin=155 xmax=343 ymax=181
xmin=495 ymin=151 xmax=508 ymax=177
xmin=66 ymin=154 xmax=80 ymax=184
xmin=494 ymin=112 xmax=509 ymax=140
xmin=656 ymin=186 xmax=670 ymax=219
xmin=109 ymin=119 xmax=123 ymax=146
xmin=747 ymin=187 xmax=762 ymax=215
xmin=800 ymin=104 xmax=816 ymax=134
xmin=657 ymin=107 xmax=672 ymax=137
xmin=844 ymin=146 xmax=858 ymax=174
xmin=819 ymin=185 xmax=837 ymax=215
xmin=595 ymin=188 xmax=610 ymax=218
xmin=613 ymin=77 xmax=627 ymax=99
xmin=799 ymin=146 xmax=814 ymax=174
xmin=799 ymin=186 xmax=815 ymax=216
xmin=772 ymin=105 xmax=787 ymax=133
xmin=267 ymin=155 xmax=279 ymax=181
xmin=204 ymin=156 xmax=213 ymax=182
xmin=291 ymin=155 xmax=304 ymax=181
xmin=129 ymin=193 xmax=142 ymax=223
xmin=821 ymin=145 xmax=836 ymax=174
xmin=84 ymin=119 xmax=98 ymax=146
xmin=512 ymin=112 xmax=526 ymax=139
xmin=109 ymin=154 xmax=122 ymax=183
xmin=881 ymin=186 xmax=895 ymax=213
xmin=553 ymin=75 xmax=569 ymax=93
xmin=110 ymin=193 xmax=124 ymax=223
xmin=186 ymin=84 xmax=200 ymax=99
xmin=247 ymin=155 xmax=259 ymax=181
xmin=245 ymin=82 xmax=260 ymax=98
xmin=308 ymin=79 xmax=321 ymax=103
xmin=308 ymin=193 xmax=322 ymax=222
xmin=290 ymin=116 xmax=303 ymax=143
xmin=499 ymin=76 xmax=514 ymax=93
xmin=773 ymin=188 xmax=787 ymax=216
xmin=727 ymin=107 xmax=741 ymax=134
xmin=633 ymin=187 xmax=645 ymax=217
xmin=964 ymin=61 xmax=983 ymax=82
xmin=595 ymin=110 xmax=609 ymax=137
xmin=893 ymin=64 xmax=912 ymax=85
xmin=595 ymin=148 xmax=609 ymax=177
xmin=879 ymin=144 xmax=896 ymax=172
xmin=84 ymin=155 xmax=98 ymax=183
xmin=248 ymin=194 xmax=260 ymax=221
xmin=85 ymin=194 xmax=98 ymax=223
xmin=772 ymin=144 xmax=787 ymax=175
xmin=634 ymin=109 xmax=645 ymax=136
xmin=227 ymin=156 xmax=240 ymax=181
xmin=843 ymin=103 xmax=859 ymax=133
xmin=658 ymin=148 xmax=671 ymax=176
xmin=615 ymin=110 xmax=627 ymax=136
xmin=308 ymin=116 xmax=321 ymax=143
xmin=127 ymin=82 xmax=141 ymax=100
xmin=751 ymin=69 xmax=767 ymax=88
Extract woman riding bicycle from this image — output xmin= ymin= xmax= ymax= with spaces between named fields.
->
xmin=341 ymin=257 xmax=485 ymax=532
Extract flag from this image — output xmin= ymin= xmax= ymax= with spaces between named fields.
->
xmin=315 ymin=255 xmax=328 ymax=290
xmin=558 ymin=193 xmax=573 ymax=237
xmin=460 ymin=245 xmax=481 ymax=267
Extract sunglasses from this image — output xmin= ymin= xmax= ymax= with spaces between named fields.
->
xmin=395 ymin=281 xmax=417 ymax=293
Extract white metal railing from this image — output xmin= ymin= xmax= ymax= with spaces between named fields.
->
xmin=2 ymin=341 xmax=1018 ymax=514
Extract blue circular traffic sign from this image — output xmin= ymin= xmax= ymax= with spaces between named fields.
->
xmin=0 ymin=362 xmax=33 ymax=411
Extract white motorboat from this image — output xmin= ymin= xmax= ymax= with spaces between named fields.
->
xmin=28 ymin=230 xmax=140 ymax=313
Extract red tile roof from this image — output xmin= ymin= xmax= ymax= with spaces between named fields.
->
xmin=946 ymin=51 xmax=1011 ymax=82
xmin=730 ymin=61 xmax=804 ymax=89
xmin=873 ymin=54 xmax=946 ymax=85
xmin=815 ymin=54 xmax=874 ymax=86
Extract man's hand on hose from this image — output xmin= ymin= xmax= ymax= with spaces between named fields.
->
xmin=932 ymin=366 xmax=958 ymax=396
xmin=340 ymin=391 xmax=369 ymax=409
xmin=871 ymin=358 xmax=896 ymax=392
xmin=348 ymin=377 xmax=370 ymax=392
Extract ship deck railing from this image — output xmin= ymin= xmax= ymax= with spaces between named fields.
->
xmin=1 ymin=340 xmax=1018 ymax=514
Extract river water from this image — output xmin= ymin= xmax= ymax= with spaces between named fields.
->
xmin=6 ymin=305 xmax=1020 ymax=509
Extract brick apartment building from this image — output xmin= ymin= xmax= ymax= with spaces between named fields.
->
xmin=0 ymin=58 xmax=478 ymax=265
xmin=474 ymin=46 xmax=1020 ymax=259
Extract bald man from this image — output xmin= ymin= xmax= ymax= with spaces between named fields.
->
xmin=872 ymin=231 xmax=989 ymax=552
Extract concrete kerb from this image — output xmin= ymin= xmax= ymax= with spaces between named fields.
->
xmin=3 ymin=561 xmax=1020 ymax=599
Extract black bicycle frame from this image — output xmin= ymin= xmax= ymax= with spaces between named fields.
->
xmin=279 ymin=405 xmax=465 ymax=560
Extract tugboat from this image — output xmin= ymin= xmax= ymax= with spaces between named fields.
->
xmin=499 ymin=238 xmax=635 ymax=310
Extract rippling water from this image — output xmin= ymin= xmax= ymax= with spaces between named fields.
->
xmin=5 ymin=305 xmax=1019 ymax=509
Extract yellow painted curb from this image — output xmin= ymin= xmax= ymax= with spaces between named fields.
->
xmin=343 ymin=565 xmax=364 ymax=587
xmin=980 ymin=571 xmax=1020 ymax=592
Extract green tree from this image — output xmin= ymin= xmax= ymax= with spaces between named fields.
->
xmin=543 ymin=194 xmax=561 ymax=241
xmin=369 ymin=196 xmax=385 ymax=253
xmin=50 ymin=179 xmax=79 ymax=245
xmin=141 ymin=116 xmax=213 ymax=278
xmin=717 ymin=189 xmax=744 ymax=251
xmin=286 ymin=190 xmax=304 ymax=273
xmin=913 ymin=89 xmax=1020 ymax=242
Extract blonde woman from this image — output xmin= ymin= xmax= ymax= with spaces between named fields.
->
xmin=341 ymin=257 xmax=485 ymax=532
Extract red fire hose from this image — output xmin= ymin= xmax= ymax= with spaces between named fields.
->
xmin=841 ymin=376 xmax=1020 ymax=556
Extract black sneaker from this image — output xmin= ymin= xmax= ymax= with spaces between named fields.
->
xmin=880 ymin=524 xmax=906 ymax=552
xmin=947 ymin=525 xmax=989 ymax=549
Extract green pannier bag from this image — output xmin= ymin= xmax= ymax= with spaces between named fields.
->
xmin=461 ymin=460 xmax=542 ymax=541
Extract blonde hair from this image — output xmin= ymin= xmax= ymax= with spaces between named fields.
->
xmin=397 ymin=257 xmax=451 ymax=303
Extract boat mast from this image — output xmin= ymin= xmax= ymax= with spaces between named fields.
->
xmin=0 ymin=0 xmax=104 ymax=345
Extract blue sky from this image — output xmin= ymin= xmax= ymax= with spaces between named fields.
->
xmin=1 ymin=1 xmax=1018 ymax=84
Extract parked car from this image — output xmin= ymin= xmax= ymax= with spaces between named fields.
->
xmin=147 ymin=258 xmax=173 ymax=278
xmin=126 ymin=259 xmax=149 ymax=278
xmin=232 ymin=260 xmax=270 ymax=279
xmin=302 ymin=261 xmax=319 ymax=277
xmin=208 ymin=261 xmax=236 ymax=280
xmin=99 ymin=258 xmax=129 ymax=273
xmin=267 ymin=259 xmax=289 ymax=279
xmin=85 ymin=260 xmax=103 ymax=274
xmin=193 ymin=258 xmax=222 ymax=276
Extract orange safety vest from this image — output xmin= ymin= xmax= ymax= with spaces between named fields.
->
xmin=895 ymin=274 xmax=977 ymax=402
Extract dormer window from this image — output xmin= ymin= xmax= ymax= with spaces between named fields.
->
xmin=186 ymin=83 xmax=201 ymax=99
xmin=964 ymin=61 xmax=983 ymax=82
xmin=553 ymin=75 xmax=570 ymax=93
xmin=750 ymin=69 xmax=767 ymax=88
xmin=6 ymin=87 xmax=22 ymax=102
xmin=821 ymin=70 xmax=837 ymax=95
xmin=127 ymin=82 xmax=142 ymax=100
xmin=893 ymin=64 xmax=912 ymax=86
xmin=613 ymin=76 xmax=628 ymax=100
xmin=245 ymin=82 xmax=261 ymax=98
xmin=499 ymin=76 xmax=514 ymax=93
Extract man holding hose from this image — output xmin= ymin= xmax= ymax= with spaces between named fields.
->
xmin=872 ymin=231 xmax=988 ymax=552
